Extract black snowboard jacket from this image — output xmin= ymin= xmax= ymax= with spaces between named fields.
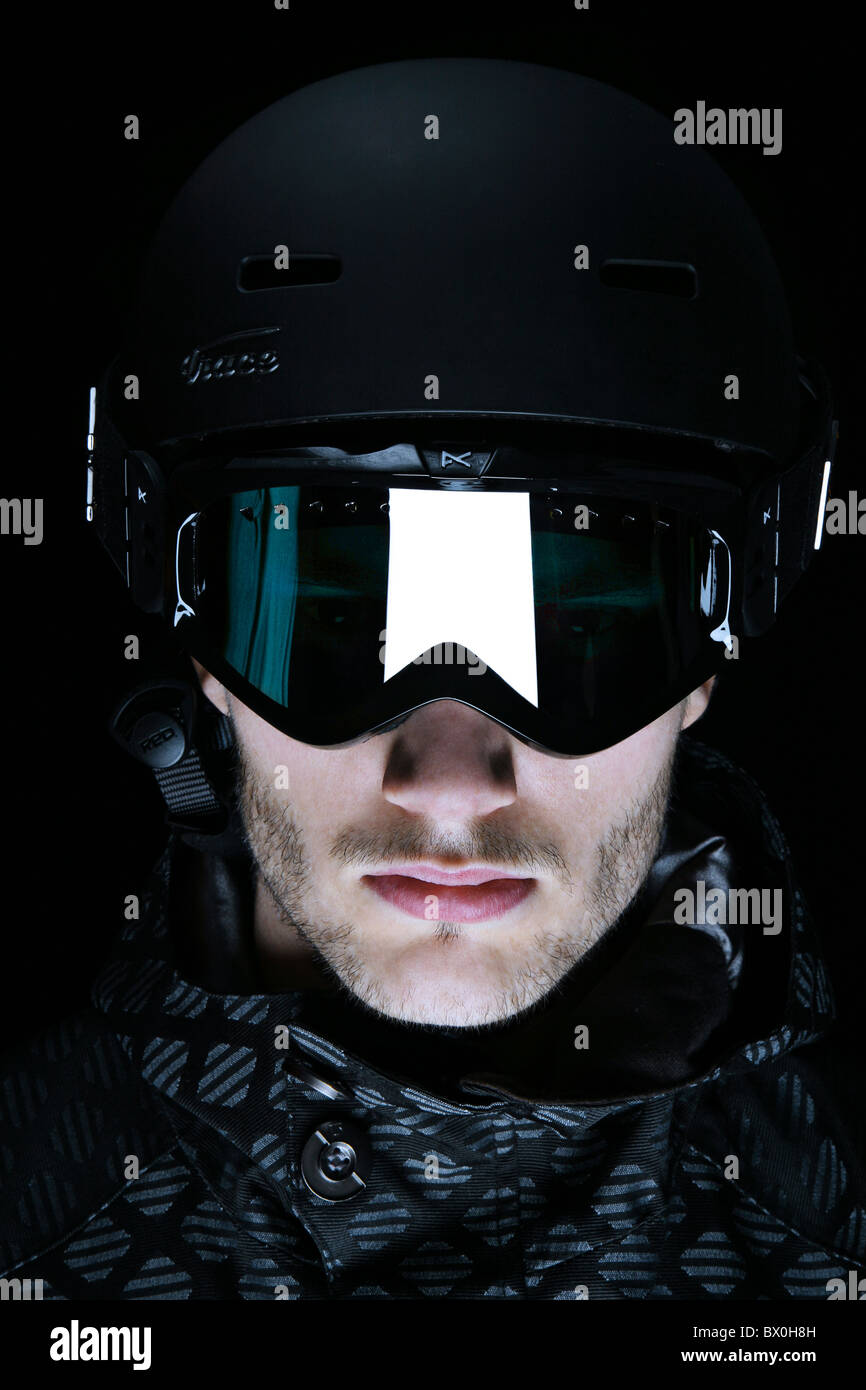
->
xmin=1 ymin=737 xmax=863 ymax=1300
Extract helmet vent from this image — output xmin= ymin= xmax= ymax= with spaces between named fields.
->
xmin=238 ymin=253 xmax=342 ymax=292
xmin=600 ymin=260 xmax=697 ymax=300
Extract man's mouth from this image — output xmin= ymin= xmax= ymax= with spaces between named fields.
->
xmin=361 ymin=864 xmax=535 ymax=923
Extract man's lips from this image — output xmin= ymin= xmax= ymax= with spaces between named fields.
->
xmin=361 ymin=865 xmax=535 ymax=923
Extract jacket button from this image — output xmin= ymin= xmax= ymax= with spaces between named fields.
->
xmin=301 ymin=1120 xmax=372 ymax=1202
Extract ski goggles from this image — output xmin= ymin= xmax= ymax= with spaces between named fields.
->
xmin=168 ymin=475 xmax=734 ymax=757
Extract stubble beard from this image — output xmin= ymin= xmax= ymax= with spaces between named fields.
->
xmin=230 ymin=732 xmax=675 ymax=1029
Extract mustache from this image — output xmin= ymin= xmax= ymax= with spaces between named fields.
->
xmin=330 ymin=823 xmax=573 ymax=886
xmin=228 ymin=720 xmax=574 ymax=887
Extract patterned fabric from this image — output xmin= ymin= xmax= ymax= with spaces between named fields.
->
xmin=1 ymin=738 xmax=863 ymax=1299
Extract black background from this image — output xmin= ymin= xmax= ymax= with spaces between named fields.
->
xmin=2 ymin=0 xmax=862 ymax=1070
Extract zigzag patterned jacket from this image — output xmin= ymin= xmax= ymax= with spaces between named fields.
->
xmin=1 ymin=738 xmax=863 ymax=1299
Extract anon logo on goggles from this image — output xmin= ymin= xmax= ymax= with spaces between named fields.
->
xmin=172 ymin=482 xmax=733 ymax=757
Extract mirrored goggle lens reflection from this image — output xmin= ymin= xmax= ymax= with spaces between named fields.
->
xmin=175 ymin=483 xmax=729 ymax=745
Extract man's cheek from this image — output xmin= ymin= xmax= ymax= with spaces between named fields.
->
xmin=593 ymin=731 xmax=673 ymax=800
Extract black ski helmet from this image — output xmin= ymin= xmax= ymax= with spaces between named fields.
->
xmin=89 ymin=58 xmax=836 ymax=780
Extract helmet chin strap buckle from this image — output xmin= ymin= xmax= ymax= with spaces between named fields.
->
xmin=109 ymin=677 xmax=238 ymax=849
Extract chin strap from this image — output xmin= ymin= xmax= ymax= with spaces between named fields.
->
xmin=109 ymin=677 xmax=243 ymax=852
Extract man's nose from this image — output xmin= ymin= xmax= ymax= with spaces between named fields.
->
xmin=381 ymin=700 xmax=518 ymax=821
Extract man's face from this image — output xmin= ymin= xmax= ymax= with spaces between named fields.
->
xmin=194 ymin=661 xmax=712 ymax=1028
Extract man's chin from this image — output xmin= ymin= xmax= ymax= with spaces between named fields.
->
xmin=323 ymin=941 xmax=573 ymax=1029
xmin=344 ymin=984 xmax=537 ymax=1029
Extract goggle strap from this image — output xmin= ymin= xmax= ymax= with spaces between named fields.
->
xmin=109 ymin=678 xmax=236 ymax=847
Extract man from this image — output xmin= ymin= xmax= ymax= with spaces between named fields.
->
xmin=1 ymin=57 xmax=861 ymax=1301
